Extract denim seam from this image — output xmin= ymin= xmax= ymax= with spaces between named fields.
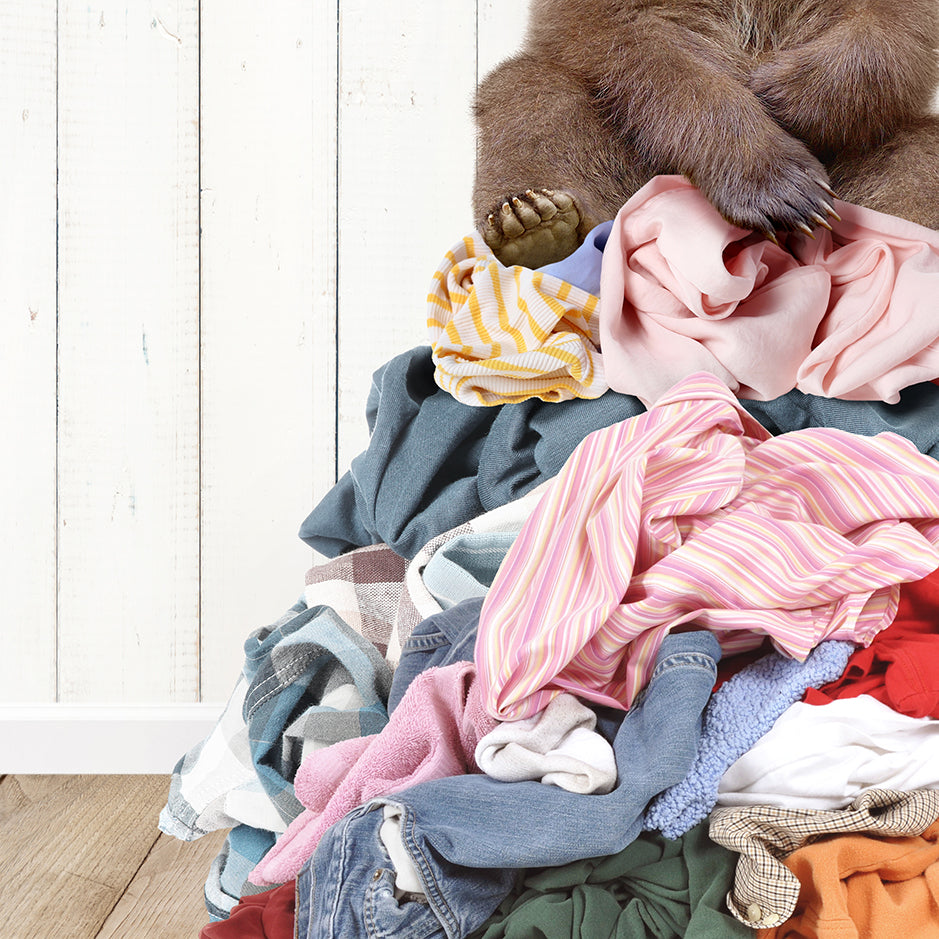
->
xmin=649 ymin=650 xmax=718 ymax=682
xmin=401 ymin=632 xmax=449 ymax=652
xmin=364 ymin=875 xmax=380 ymax=937
xmin=363 ymin=813 xmax=395 ymax=939
xmin=321 ymin=809 xmax=353 ymax=933
xmin=399 ymin=803 xmax=459 ymax=938
xmin=364 ymin=874 xmax=437 ymax=939
xmin=308 ymin=864 xmax=317 ymax=933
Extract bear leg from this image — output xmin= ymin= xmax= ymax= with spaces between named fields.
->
xmin=473 ymin=53 xmax=650 ymax=267
xmin=828 ymin=116 xmax=939 ymax=231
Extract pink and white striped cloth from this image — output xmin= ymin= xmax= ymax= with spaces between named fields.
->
xmin=475 ymin=372 xmax=939 ymax=720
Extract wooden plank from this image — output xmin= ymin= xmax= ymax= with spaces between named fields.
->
xmin=96 ymin=829 xmax=229 ymax=938
xmin=311 ymin=0 xmax=340 ymax=507
xmin=56 ymin=1 xmax=201 ymax=702
xmin=334 ymin=0 xmax=478 ymax=468
xmin=0 ymin=4 xmax=57 ymax=701
xmin=0 ymin=775 xmax=171 ymax=938
xmin=199 ymin=1 xmax=323 ymax=702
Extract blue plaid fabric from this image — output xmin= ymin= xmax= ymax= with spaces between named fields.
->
xmin=160 ymin=596 xmax=393 ymax=915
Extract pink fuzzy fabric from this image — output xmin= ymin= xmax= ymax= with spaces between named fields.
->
xmin=249 ymin=661 xmax=497 ymax=886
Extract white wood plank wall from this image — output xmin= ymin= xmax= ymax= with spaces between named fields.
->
xmin=0 ymin=1 xmax=529 ymax=769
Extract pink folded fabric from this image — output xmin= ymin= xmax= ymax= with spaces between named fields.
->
xmin=599 ymin=175 xmax=939 ymax=405
xmin=249 ymin=660 xmax=497 ymax=886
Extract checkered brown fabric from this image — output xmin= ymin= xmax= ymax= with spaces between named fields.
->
xmin=305 ymin=543 xmax=408 ymax=658
xmin=709 ymin=788 xmax=939 ymax=928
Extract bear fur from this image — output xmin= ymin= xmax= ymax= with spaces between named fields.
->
xmin=473 ymin=0 xmax=939 ymax=267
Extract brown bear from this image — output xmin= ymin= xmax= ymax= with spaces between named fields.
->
xmin=473 ymin=0 xmax=939 ymax=267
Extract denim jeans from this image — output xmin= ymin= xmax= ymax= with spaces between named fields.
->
xmin=296 ymin=630 xmax=721 ymax=938
xmin=297 ymin=345 xmax=646 ymax=560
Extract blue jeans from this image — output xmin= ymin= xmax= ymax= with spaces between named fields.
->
xmin=296 ymin=630 xmax=721 ymax=938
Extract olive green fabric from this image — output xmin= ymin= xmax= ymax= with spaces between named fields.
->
xmin=469 ymin=822 xmax=749 ymax=939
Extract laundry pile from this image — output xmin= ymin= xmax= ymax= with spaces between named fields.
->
xmin=161 ymin=176 xmax=939 ymax=938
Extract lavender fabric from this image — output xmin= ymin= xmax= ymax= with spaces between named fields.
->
xmin=642 ymin=640 xmax=854 ymax=839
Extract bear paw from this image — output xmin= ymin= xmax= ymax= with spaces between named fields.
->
xmin=482 ymin=189 xmax=581 ymax=268
xmin=701 ymin=135 xmax=841 ymax=241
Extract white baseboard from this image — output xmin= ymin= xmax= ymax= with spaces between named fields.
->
xmin=0 ymin=703 xmax=225 ymax=774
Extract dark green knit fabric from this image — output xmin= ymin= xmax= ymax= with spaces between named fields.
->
xmin=469 ymin=822 xmax=749 ymax=939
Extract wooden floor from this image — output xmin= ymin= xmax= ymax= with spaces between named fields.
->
xmin=0 ymin=775 xmax=229 ymax=938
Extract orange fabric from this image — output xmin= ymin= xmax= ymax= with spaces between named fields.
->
xmin=757 ymin=820 xmax=939 ymax=938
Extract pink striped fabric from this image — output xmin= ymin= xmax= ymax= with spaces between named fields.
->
xmin=475 ymin=372 xmax=939 ymax=720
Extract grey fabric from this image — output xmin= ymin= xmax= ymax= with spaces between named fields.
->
xmin=298 ymin=345 xmax=939 ymax=562
xmin=297 ymin=345 xmax=646 ymax=559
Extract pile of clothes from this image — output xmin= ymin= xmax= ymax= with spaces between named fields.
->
xmin=161 ymin=176 xmax=939 ymax=938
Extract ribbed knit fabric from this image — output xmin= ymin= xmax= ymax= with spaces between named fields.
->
xmin=643 ymin=640 xmax=854 ymax=839
xmin=426 ymin=232 xmax=606 ymax=405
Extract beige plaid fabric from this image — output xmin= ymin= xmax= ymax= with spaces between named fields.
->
xmin=304 ymin=543 xmax=408 ymax=659
xmin=388 ymin=483 xmax=547 ymax=664
xmin=709 ymin=788 xmax=939 ymax=929
xmin=304 ymin=483 xmax=546 ymax=666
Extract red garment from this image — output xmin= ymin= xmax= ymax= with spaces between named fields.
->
xmin=713 ymin=640 xmax=774 ymax=690
xmin=805 ymin=566 xmax=939 ymax=717
xmin=199 ymin=881 xmax=295 ymax=939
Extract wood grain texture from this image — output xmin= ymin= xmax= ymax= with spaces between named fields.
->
xmin=56 ymin=0 xmax=201 ymax=702
xmin=0 ymin=775 xmax=228 ymax=937
xmin=334 ymin=0 xmax=478 ymax=469
xmin=96 ymin=830 xmax=229 ymax=938
xmin=2 ymin=1 xmax=537 ymax=740
xmin=199 ymin=0 xmax=320 ymax=702
xmin=0 ymin=2 xmax=57 ymax=702
xmin=0 ymin=775 xmax=170 ymax=937
xmin=309 ymin=0 xmax=340 ymax=525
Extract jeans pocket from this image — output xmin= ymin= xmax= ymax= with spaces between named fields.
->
xmin=364 ymin=867 xmax=441 ymax=939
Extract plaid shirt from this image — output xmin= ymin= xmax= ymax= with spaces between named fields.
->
xmin=709 ymin=788 xmax=939 ymax=928
xmin=160 ymin=490 xmax=541 ymax=914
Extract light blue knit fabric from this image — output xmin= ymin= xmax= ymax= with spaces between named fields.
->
xmin=642 ymin=639 xmax=854 ymax=839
